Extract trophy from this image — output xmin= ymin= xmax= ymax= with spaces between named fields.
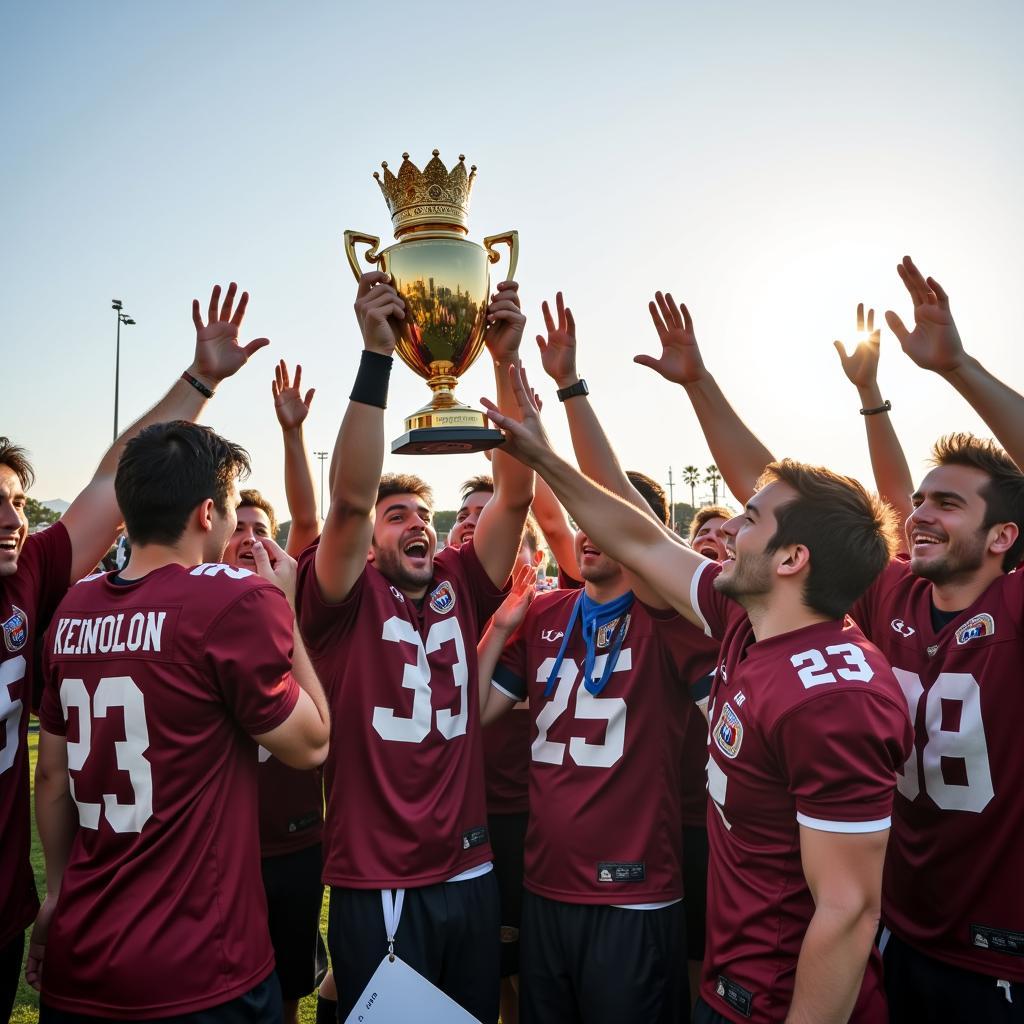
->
xmin=345 ymin=150 xmax=519 ymax=454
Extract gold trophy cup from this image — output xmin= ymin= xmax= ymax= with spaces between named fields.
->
xmin=345 ymin=150 xmax=519 ymax=454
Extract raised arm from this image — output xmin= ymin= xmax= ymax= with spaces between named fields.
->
xmin=481 ymin=367 xmax=707 ymax=629
xmin=477 ymin=564 xmax=535 ymax=725
xmin=60 ymin=283 xmax=270 ymax=583
xmin=635 ymin=292 xmax=774 ymax=503
xmin=833 ymin=304 xmax=914 ymax=531
xmin=314 ymin=271 xmax=403 ymax=603
xmin=271 ymin=360 xmax=321 ymax=556
xmin=536 ymin=291 xmax=676 ymax=607
xmin=886 ymin=255 xmax=1024 ymax=470
xmin=530 ymin=475 xmax=578 ymax=579
xmin=473 ymin=281 xmax=535 ymax=587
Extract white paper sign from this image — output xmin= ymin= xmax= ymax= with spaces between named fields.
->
xmin=343 ymin=955 xmax=481 ymax=1023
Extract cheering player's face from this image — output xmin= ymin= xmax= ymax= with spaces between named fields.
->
xmin=574 ymin=529 xmax=624 ymax=586
xmin=0 ymin=465 xmax=28 ymax=577
xmin=908 ymin=464 xmax=996 ymax=584
xmin=693 ymin=516 xmax=728 ymax=562
xmin=449 ymin=490 xmax=490 ymax=548
xmin=714 ymin=482 xmax=795 ymax=603
xmin=224 ymin=506 xmax=273 ymax=571
xmin=370 ymin=493 xmax=437 ymax=595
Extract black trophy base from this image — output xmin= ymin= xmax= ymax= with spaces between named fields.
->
xmin=391 ymin=426 xmax=506 ymax=455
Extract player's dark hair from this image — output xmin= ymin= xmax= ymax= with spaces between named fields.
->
xmin=239 ymin=488 xmax=278 ymax=538
xmin=0 ymin=437 xmax=35 ymax=490
xmin=931 ymin=433 xmax=1024 ymax=571
xmin=757 ymin=459 xmax=898 ymax=619
xmin=627 ymin=470 xmax=669 ymax=526
xmin=376 ymin=473 xmax=434 ymax=512
xmin=460 ymin=473 xmax=494 ymax=504
xmin=688 ymin=504 xmax=733 ymax=543
xmin=115 ymin=421 xmax=251 ymax=546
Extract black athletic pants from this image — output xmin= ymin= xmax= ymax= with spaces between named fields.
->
xmin=1 ymin=931 xmax=24 ymax=1024
xmin=39 ymin=975 xmax=282 ymax=1023
xmin=883 ymin=931 xmax=1024 ymax=1023
xmin=519 ymin=891 xmax=688 ymax=1024
xmin=489 ymin=811 xmax=528 ymax=978
xmin=693 ymin=997 xmax=733 ymax=1024
xmin=326 ymin=871 xmax=500 ymax=1024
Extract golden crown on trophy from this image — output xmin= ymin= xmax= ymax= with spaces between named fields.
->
xmin=373 ymin=150 xmax=478 ymax=234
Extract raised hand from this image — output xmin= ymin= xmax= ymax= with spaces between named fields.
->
xmin=190 ymin=282 xmax=270 ymax=385
xmin=833 ymin=304 xmax=881 ymax=389
xmin=484 ymin=280 xmax=527 ymax=362
xmin=251 ymin=536 xmax=297 ymax=605
xmin=884 ymin=256 xmax=965 ymax=373
xmin=354 ymin=271 xmax=405 ymax=355
xmin=634 ymin=291 xmax=707 ymax=385
xmin=481 ymin=364 xmax=555 ymax=468
xmin=492 ymin=563 xmax=537 ymax=634
xmin=272 ymin=360 xmax=315 ymax=432
xmin=536 ymin=292 xmax=579 ymax=387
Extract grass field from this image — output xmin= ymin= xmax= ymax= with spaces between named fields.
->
xmin=12 ymin=729 xmax=329 ymax=1023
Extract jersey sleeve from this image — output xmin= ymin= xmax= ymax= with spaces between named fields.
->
xmin=690 ymin=558 xmax=745 ymax=641
xmin=204 ymin=585 xmax=300 ymax=737
xmin=774 ymin=690 xmax=912 ymax=832
xmin=453 ymin=540 xmax=510 ymax=626
xmin=293 ymin=540 xmax=363 ymax=654
xmin=24 ymin=522 xmax=73 ymax=622
xmin=491 ymin=622 xmax=529 ymax=703
xmin=847 ymin=557 xmax=912 ymax=642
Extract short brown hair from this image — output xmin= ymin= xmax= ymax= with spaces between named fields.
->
xmin=627 ymin=471 xmax=669 ymax=525
xmin=239 ymin=489 xmax=278 ymax=538
xmin=689 ymin=504 xmax=733 ymax=543
xmin=460 ymin=474 xmax=494 ymax=503
xmin=377 ymin=473 xmax=434 ymax=512
xmin=0 ymin=438 xmax=34 ymax=490
xmin=756 ymin=459 xmax=898 ymax=619
xmin=522 ymin=513 xmax=542 ymax=556
xmin=931 ymin=433 xmax=1024 ymax=571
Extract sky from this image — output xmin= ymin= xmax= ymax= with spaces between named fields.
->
xmin=3 ymin=0 xmax=1023 ymax=522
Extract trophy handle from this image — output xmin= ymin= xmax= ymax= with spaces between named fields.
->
xmin=482 ymin=230 xmax=520 ymax=282
xmin=343 ymin=230 xmax=383 ymax=281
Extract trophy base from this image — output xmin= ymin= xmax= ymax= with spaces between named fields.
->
xmin=391 ymin=426 xmax=506 ymax=455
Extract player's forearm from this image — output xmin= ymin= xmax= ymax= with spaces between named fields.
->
xmin=35 ymin=767 xmax=77 ymax=899
xmin=683 ymin=373 xmax=774 ymax=503
xmin=491 ymin=356 xmax=535 ymax=512
xmin=785 ymin=904 xmax=879 ymax=1024
xmin=328 ymin=400 xmax=383 ymax=520
xmin=940 ymin=354 xmax=1024 ymax=471
xmin=477 ymin=622 xmax=515 ymax=725
xmin=854 ymin=381 xmax=914 ymax=530
xmin=281 ymin=426 xmax=320 ymax=556
xmin=291 ymin=624 xmax=331 ymax=742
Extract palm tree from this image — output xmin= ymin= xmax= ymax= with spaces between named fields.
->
xmin=683 ymin=466 xmax=701 ymax=509
xmin=705 ymin=464 xmax=721 ymax=504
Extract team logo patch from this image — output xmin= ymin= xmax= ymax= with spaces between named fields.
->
xmin=956 ymin=614 xmax=995 ymax=646
xmin=596 ymin=613 xmax=630 ymax=649
xmin=891 ymin=618 xmax=915 ymax=638
xmin=429 ymin=581 xmax=456 ymax=614
xmin=541 ymin=629 xmax=564 ymax=642
xmin=713 ymin=702 xmax=743 ymax=759
xmin=2 ymin=605 xmax=28 ymax=653
xmin=389 ymin=585 xmax=405 ymax=603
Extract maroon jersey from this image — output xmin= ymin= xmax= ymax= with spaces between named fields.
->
xmin=295 ymin=541 xmax=506 ymax=888
xmin=493 ymin=589 xmax=718 ymax=904
xmin=483 ymin=705 xmax=530 ymax=815
xmin=257 ymin=751 xmax=323 ymax=857
xmin=0 ymin=523 xmax=71 ymax=947
xmin=38 ymin=563 xmax=299 ymax=1019
xmin=692 ymin=561 xmax=912 ymax=1023
xmin=850 ymin=558 xmax=1024 ymax=978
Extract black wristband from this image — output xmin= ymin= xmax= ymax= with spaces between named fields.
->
xmin=350 ymin=350 xmax=393 ymax=408
xmin=860 ymin=399 xmax=892 ymax=416
xmin=181 ymin=370 xmax=215 ymax=399
xmin=556 ymin=378 xmax=589 ymax=402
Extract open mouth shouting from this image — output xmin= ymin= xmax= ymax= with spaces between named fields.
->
xmin=910 ymin=528 xmax=946 ymax=557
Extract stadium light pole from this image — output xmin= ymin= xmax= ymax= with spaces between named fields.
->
xmin=314 ymin=451 xmax=329 ymax=520
xmin=111 ymin=300 xmax=137 ymax=442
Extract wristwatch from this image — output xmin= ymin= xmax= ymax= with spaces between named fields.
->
xmin=556 ymin=378 xmax=589 ymax=402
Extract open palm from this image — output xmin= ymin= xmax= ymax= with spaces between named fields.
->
xmin=272 ymin=360 xmax=315 ymax=430
xmin=634 ymin=291 xmax=706 ymax=385
xmin=833 ymin=303 xmax=881 ymax=388
xmin=191 ymin=282 xmax=270 ymax=384
xmin=884 ymin=256 xmax=964 ymax=373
